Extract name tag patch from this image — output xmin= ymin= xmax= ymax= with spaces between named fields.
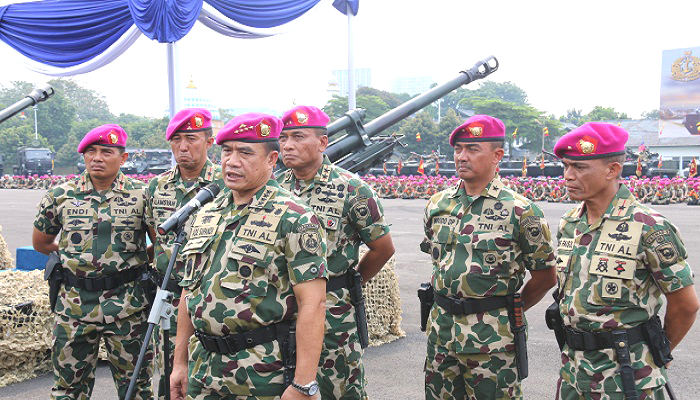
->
xmin=595 ymin=220 xmax=642 ymax=258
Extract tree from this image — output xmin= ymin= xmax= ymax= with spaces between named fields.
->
xmin=219 ymin=108 xmax=236 ymax=124
xmin=641 ymin=109 xmax=660 ymax=119
xmin=323 ymin=94 xmax=393 ymax=124
xmin=396 ymin=110 xmax=438 ymax=156
xmin=0 ymin=125 xmax=52 ymax=166
xmin=49 ymin=79 xmax=113 ymax=122
xmin=476 ymin=81 xmax=529 ymax=105
xmin=585 ymin=106 xmax=629 ymax=122
xmin=559 ymin=109 xmax=585 ymax=126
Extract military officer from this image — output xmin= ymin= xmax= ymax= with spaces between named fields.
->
xmin=170 ymin=113 xmax=328 ymax=399
xmin=32 ymin=124 xmax=154 ymax=399
xmin=420 ymin=115 xmax=557 ymax=399
xmin=277 ymin=105 xmax=395 ymax=399
xmin=144 ymin=108 xmax=224 ymax=398
xmin=552 ymin=122 xmax=699 ymax=399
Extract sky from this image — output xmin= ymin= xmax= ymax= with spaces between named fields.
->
xmin=1 ymin=0 xmax=699 ymax=120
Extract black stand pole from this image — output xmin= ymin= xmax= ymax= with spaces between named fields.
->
xmin=125 ymin=226 xmax=187 ymax=400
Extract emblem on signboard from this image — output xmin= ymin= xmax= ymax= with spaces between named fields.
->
xmin=671 ymin=51 xmax=700 ymax=82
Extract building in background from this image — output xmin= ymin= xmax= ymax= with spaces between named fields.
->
xmin=165 ymin=78 xmax=224 ymax=136
xmin=390 ymin=75 xmax=436 ymax=96
xmin=331 ymin=67 xmax=372 ymax=97
xmin=614 ymin=119 xmax=700 ymax=171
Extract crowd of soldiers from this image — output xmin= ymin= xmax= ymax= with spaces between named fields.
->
xmin=364 ymin=174 xmax=700 ymax=205
xmin=12 ymin=106 xmax=700 ymax=400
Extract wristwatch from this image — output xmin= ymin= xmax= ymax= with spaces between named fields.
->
xmin=291 ymin=380 xmax=319 ymax=396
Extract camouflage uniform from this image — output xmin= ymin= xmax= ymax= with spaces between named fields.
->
xmin=555 ymin=184 xmax=694 ymax=398
xmin=420 ymin=176 xmax=556 ymax=400
xmin=34 ymin=171 xmax=153 ymax=399
xmin=144 ymin=160 xmax=223 ymax=398
xmin=277 ymin=156 xmax=391 ymax=400
xmin=180 ymin=180 xmax=327 ymax=399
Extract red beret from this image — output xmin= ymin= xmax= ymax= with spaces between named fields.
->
xmin=216 ymin=113 xmax=282 ymax=145
xmin=166 ymin=108 xmax=212 ymax=140
xmin=77 ymin=124 xmax=127 ymax=153
xmin=554 ymin=122 xmax=628 ymax=160
xmin=281 ymin=105 xmax=330 ymax=130
xmin=449 ymin=115 xmax=505 ymax=146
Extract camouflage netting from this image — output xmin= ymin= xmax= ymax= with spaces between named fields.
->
xmin=361 ymin=251 xmax=405 ymax=347
xmin=0 ymin=227 xmax=14 ymax=270
xmin=0 ymin=269 xmax=52 ymax=388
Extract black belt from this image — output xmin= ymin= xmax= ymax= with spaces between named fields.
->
xmin=195 ymin=320 xmax=292 ymax=355
xmin=326 ymin=272 xmax=353 ymax=292
xmin=434 ymin=293 xmax=511 ymax=315
xmin=61 ymin=266 xmax=145 ymax=291
xmin=564 ymin=324 xmax=646 ymax=351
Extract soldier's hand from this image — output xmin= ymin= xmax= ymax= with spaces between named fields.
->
xmin=281 ymin=386 xmax=318 ymax=400
xmin=170 ymin=364 xmax=188 ymax=400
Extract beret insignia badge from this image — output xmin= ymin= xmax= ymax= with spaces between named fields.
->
xmin=257 ymin=120 xmax=271 ymax=137
xmin=194 ymin=115 xmax=203 ymax=128
xmin=295 ymin=111 xmax=308 ymax=125
xmin=576 ymin=135 xmax=598 ymax=155
xmin=469 ymin=126 xmax=483 ymax=137
xmin=108 ymin=131 xmax=118 ymax=144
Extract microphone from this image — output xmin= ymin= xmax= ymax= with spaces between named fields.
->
xmin=157 ymin=182 xmax=221 ymax=235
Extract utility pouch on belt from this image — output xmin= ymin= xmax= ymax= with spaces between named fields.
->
xmin=417 ymin=282 xmax=434 ymax=332
xmin=545 ymin=301 xmax=566 ymax=351
xmin=141 ymin=268 xmax=158 ymax=305
xmin=642 ymin=315 xmax=673 ymax=367
xmin=43 ymin=251 xmax=62 ymax=313
xmin=349 ymin=270 xmax=370 ymax=349
xmin=510 ymin=293 xmax=528 ymax=380
xmin=282 ymin=323 xmax=296 ymax=388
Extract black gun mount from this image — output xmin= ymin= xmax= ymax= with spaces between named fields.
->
xmin=324 ymin=56 xmax=499 ymax=173
xmin=0 ymin=84 xmax=55 ymax=125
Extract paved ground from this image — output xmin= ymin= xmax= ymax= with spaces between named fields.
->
xmin=1 ymin=189 xmax=699 ymax=399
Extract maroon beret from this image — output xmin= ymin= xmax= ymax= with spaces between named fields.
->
xmin=77 ymin=124 xmax=127 ymax=153
xmin=216 ymin=113 xmax=282 ymax=144
xmin=281 ymin=105 xmax=330 ymax=130
xmin=449 ymin=115 xmax=505 ymax=146
xmin=554 ymin=122 xmax=628 ymax=159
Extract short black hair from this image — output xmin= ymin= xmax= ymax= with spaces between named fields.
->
xmin=490 ymin=141 xmax=504 ymax=150
xmin=265 ymin=141 xmax=280 ymax=154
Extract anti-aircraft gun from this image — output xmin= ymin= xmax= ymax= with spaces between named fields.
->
xmin=321 ymin=56 xmax=499 ymax=173
xmin=0 ymin=84 xmax=54 ymax=125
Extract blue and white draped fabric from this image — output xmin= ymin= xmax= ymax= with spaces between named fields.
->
xmin=0 ymin=0 xmax=341 ymax=75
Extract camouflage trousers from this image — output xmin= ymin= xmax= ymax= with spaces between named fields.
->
xmin=186 ymin=335 xmax=287 ymax=399
xmin=318 ymin=328 xmax=366 ymax=400
xmin=424 ymin=342 xmax=521 ymax=400
xmin=153 ymin=296 xmax=181 ymax=399
xmin=557 ymin=377 xmax=666 ymax=399
xmin=51 ymin=310 xmax=153 ymax=400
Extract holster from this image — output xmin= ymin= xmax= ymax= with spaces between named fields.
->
xmin=545 ymin=301 xmax=566 ymax=351
xmin=613 ymin=330 xmax=639 ymax=400
xmin=417 ymin=282 xmax=434 ymax=332
xmin=349 ymin=270 xmax=370 ymax=349
xmin=642 ymin=315 xmax=673 ymax=368
xmin=141 ymin=268 xmax=158 ymax=306
xmin=43 ymin=252 xmax=63 ymax=313
xmin=281 ymin=323 xmax=296 ymax=388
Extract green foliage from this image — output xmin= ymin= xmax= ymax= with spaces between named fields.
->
xmin=585 ymin=105 xmax=629 ymax=122
xmin=0 ymin=80 xmax=170 ymax=169
xmin=219 ymin=108 xmax=236 ymax=124
xmin=324 ymin=94 xmax=393 ymax=124
xmin=641 ymin=109 xmax=660 ymax=119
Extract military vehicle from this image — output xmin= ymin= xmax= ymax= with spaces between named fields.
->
xmin=13 ymin=147 xmax=53 ymax=176
xmin=77 ymin=148 xmax=172 ymax=175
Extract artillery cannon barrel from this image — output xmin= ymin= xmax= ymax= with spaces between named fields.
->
xmin=0 ymin=84 xmax=55 ymax=125
xmin=325 ymin=56 xmax=498 ymax=163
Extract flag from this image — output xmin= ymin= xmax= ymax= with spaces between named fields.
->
xmin=657 ymin=155 xmax=663 ymax=168
xmin=617 ymin=122 xmax=621 ymax=126
xmin=540 ymin=154 xmax=545 ymax=170
xmin=417 ymin=157 xmax=425 ymax=175
xmin=383 ymin=162 xmax=387 ymax=175
xmin=435 ymin=161 xmax=440 ymax=176
xmin=659 ymin=122 xmax=665 ymax=136
xmin=19 ymin=112 xmax=26 ymax=120
xmin=522 ymin=157 xmax=527 ymax=177
xmin=543 ymin=127 xmax=549 ymax=136
xmin=416 ymin=132 xmax=421 ymax=142
xmin=636 ymin=157 xmax=642 ymax=177
xmin=690 ymin=157 xmax=697 ymax=177
xmin=397 ymin=159 xmax=403 ymax=175
xmin=512 ymin=127 xmax=518 ymax=138
xmin=638 ymin=142 xmax=645 ymax=153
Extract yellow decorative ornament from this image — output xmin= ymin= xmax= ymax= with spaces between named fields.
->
xmin=194 ymin=116 xmax=203 ymax=128
xmin=108 ymin=131 xmax=118 ymax=144
xmin=296 ymin=111 xmax=308 ymax=125
xmin=671 ymin=51 xmax=700 ymax=82
xmin=469 ymin=126 xmax=483 ymax=137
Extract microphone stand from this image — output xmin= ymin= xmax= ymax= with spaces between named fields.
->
xmin=126 ymin=223 xmax=187 ymax=400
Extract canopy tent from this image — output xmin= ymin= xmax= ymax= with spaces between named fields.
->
xmin=0 ymin=0 xmax=359 ymax=115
